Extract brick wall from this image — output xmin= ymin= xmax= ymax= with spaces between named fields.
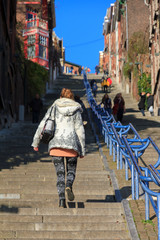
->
xmin=127 ymin=0 xmax=149 ymax=39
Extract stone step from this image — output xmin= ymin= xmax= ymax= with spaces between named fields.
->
xmin=0 ymin=207 xmax=124 ymax=216
xmin=0 ymin=176 xmax=110 ymax=181
xmin=14 ymin=159 xmax=103 ymax=165
xmin=0 ymin=230 xmax=129 ymax=239
xmin=0 ymin=182 xmax=111 ymax=190
xmin=3 ymin=165 xmax=104 ymax=171
xmin=0 ymin=193 xmax=114 ymax=201
xmin=8 ymin=238 xmax=130 ymax=240
xmin=0 ymin=173 xmax=110 ymax=179
xmin=0 ymin=181 xmax=110 ymax=188
xmin=37 ymin=207 xmax=124 ymax=216
xmin=0 ymin=170 xmax=109 ymax=175
xmin=0 ymin=222 xmax=127 ymax=231
xmin=0 ymin=179 xmax=110 ymax=186
xmin=0 ymin=176 xmax=109 ymax=182
xmin=0 ymin=201 xmax=117 ymax=209
xmin=0 ymin=214 xmax=124 ymax=223
xmin=0 ymin=188 xmax=114 ymax=195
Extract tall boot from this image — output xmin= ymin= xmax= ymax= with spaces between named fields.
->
xmin=59 ymin=199 xmax=67 ymax=208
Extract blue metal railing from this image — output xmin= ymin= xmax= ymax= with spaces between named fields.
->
xmin=83 ymin=72 xmax=160 ymax=239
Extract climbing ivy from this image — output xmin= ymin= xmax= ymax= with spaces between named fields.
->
xmin=137 ymin=73 xmax=151 ymax=94
xmin=128 ymin=31 xmax=149 ymax=63
xmin=123 ymin=62 xmax=132 ymax=78
xmin=26 ymin=60 xmax=48 ymax=99
xmin=123 ymin=31 xmax=151 ymax=95
xmin=119 ymin=0 xmax=126 ymax=5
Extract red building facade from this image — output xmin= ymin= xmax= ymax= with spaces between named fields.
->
xmin=17 ymin=0 xmax=49 ymax=69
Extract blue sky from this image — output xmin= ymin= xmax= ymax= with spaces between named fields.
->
xmin=54 ymin=0 xmax=113 ymax=73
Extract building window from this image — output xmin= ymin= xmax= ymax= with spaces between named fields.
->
xmin=39 ymin=45 xmax=47 ymax=59
xmin=39 ymin=36 xmax=47 ymax=46
xmin=27 ymin=7 xmax=38 ymax=14
xmin=27 ymin=13 xmax=33 ymax=20
xmin=27 ymin=45 xmax=35 ymax=58
xmin=28 ymin=35 xmax=35 ymax=44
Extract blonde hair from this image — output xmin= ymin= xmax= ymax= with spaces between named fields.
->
xmin=60 ymin=88 xmax=74 ymax=100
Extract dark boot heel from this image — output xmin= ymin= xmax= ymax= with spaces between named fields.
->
xmin=59 ymin=199 xmax=67 ymax=208
xmin=66 ymin=187 xmax=75 ymax=201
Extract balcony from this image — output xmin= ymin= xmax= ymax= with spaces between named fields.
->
xmin=25 ymin=18 xmax=48 ymax=30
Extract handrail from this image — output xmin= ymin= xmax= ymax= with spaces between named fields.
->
xmin=83 ymin=73 xmax=160 ymax=239
xmin=122 ymin=136 xmax=143 ymax=176
xmin=148 ymin=164 xmax=160 ymax=186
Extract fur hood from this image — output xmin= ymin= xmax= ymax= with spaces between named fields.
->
xmin=54 ymin=98 xmax=82 ymax=116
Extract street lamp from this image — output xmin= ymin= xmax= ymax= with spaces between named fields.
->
xmin=146 ymin=64 xmax=151 ymax=68
xmin=120 ymin=58 xmax=125 ymax=61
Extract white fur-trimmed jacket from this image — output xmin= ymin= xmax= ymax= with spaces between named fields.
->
xmin=31 ymin=98 xmax=85 ymax=157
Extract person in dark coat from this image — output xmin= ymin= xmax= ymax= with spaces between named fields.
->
xmin=74 ymin=95 xmax=88 ymax=125
xmin=30 ymin=93 xmax=43 ymax=123
xmin=113 ymin=93 xmax=125 ymax=122
xmin=78 ymin=66 xmax=82 ymax=76
xmin=100 ymin=93 xmax=112 ymax=115
xmin=90 ymin=79 xmax=95 ymax=89
xmin=146 ymin=92 xmax=154 ymax=116
xmin=92 ymin=81 xmax=98 ymax=98
xmin=138 ymin=92 xmax=146 ymax=116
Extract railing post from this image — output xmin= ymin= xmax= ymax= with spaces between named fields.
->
xmin=117 ymin=144 xmax=120 ymax=169
xmin=157 ymin=195 xmax=160 ymax=240
xmin=135 ymin=170 xmax=139 ymax=200
xmin=145 ymin=168 xmax=149 ymax=220
xmin=125 ymin=157 xmax=128 ymax=181
xmin=120 ymin=150 xmax=123 ymax=169
xmin=113 ymin=142 xmax=116 ymax=162
xmin=120 ymin=151 xmax=123 ymax=170
xmin=109 ymin=137 xmax=112 ymax=156
xmin=132 ymin=163 xmax=135 ymax=200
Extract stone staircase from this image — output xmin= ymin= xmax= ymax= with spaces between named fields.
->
xmin=0 ymin=74 xmax=131 ymax=239
xmin=0 ymin=158 xmax=129 ymax=239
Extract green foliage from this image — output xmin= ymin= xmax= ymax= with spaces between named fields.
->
xmin=128 ymin=32 xmax=149 ymax=63
xmin=119 ymin=0 xmax=126 ymax=4
xmin=123 ymin=62 xmax=132 ymax=78
xmin=120 ymin=8 xmax=125 ymax=16
xmin=137 ymin=73 xmax=151 ymax=94
xmin=142 ymin=219 xmax=155 ymax=226
xmin=26 ymin=60 xmax=48 ymax=98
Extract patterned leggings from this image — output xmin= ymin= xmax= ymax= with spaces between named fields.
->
xmin=52 ymin=156 xmax=77 ymax=200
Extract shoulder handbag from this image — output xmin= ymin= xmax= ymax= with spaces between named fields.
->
xmin=40 ymin=106 xmax=55 ymax=144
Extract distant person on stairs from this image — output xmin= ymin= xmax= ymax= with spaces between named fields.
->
xmin=112 ymin=93 xmax=125 ymax=122
xmin=31 ymin=88 xmax=85 ymax=208
xmin=29 ymin=93 xmax=43 ymax=123
xmin=100 ymin=93 xmax=112 ymax=115
xmin=138 ymin=92 xmax=146 ymax=116
xmin=146 ymin=92 xmax=154 ymax=116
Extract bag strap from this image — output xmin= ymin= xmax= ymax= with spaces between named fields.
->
xmin=48 ymin=105 xmax=56 ymax=120
xmin=49 ymin=106 xmax=53 ymax=118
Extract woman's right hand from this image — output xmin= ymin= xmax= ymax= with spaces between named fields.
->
xmin=33 ymin=147 xmax=39 ymax=151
